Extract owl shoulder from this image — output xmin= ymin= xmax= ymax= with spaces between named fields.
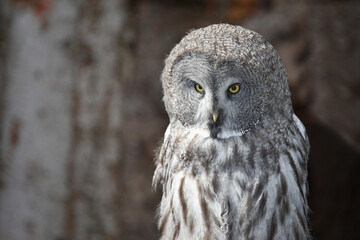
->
xmin=292 ymin=114 xmax=306 ymax=140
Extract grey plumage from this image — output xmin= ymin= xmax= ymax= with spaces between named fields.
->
xmin=153 ymin=24 xmax=310 ymax=240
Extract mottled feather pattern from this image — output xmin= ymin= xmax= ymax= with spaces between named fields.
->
xmin=153 ymin=116 xmax=310 ymax=240
xmin=153 ymin=24 xmax=310 ymax=240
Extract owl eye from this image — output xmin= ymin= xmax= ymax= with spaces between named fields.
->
xmin=228 ymin=84 xmax=240 ymax=94
xmin=195 ymin=83 xmax=204 ymax=93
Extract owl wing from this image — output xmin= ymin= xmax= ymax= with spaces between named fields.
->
xmin=292 ymin=114 xmax=307 ymax=140
xmin=152 ymin=124 xmax=172 ymax=191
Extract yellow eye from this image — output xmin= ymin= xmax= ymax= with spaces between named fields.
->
xmin=228 ymin=84 xmax=240 ymax=94
xmin=195 ymin=83 xmax=204 ymax=93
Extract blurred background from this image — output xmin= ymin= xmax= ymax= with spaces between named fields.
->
xmin=0 ymin=0 xmax=359 ymax=239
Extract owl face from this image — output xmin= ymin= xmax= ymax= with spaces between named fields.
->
xmin=170 ymin=52 xmax=267 ymax=139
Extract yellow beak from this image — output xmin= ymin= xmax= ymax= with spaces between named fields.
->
xmin=213 ymin=112 xmax=219 ymax=123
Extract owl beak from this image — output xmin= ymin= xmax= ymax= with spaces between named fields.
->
xmin=213 ymin=112 xmax=219 ymax=123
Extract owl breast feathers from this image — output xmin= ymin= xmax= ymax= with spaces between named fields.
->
xmin=153 ymin=24 xmax=310 ymax=240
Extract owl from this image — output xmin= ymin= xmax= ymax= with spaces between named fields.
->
xmin=153 ymin=24 xmax=310 ymax=240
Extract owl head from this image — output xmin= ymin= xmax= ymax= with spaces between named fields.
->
xmin=161 ymin=24 xmax=293 ymax=139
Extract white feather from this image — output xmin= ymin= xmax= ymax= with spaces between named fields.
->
xmin=293 ymin=114 xmax=306 ymax=139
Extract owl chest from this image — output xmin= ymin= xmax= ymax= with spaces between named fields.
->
xmin=160 ymin=170 xmax=250 ymax=240
xmin=157 ymin=128 xmax=309 ymax=239
xmin=159 ymin=158 xmax=305 ymax=240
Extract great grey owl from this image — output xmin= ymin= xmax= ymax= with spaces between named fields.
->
xmin=153 ymin=24 xmax=310 ymax=240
